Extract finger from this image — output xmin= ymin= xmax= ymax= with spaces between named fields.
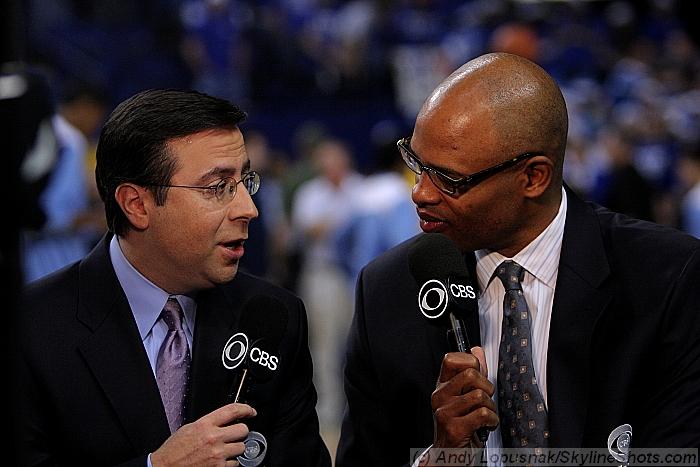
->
xmin=433 ymin=386 xmax=496 ymax=419
xmin=433 ymin=405 xmax=499 ymax=448
xmin=437 ymin=352 xmax=480 ymax=383
xmin=225 ymin=461 xmax=239 ymax=467
xmin=470 ymin=346 xmax=488 ymax=378
xmin=447 ymin=366 xmax=495 ymax=397
xmin=435 ymin=404 xmax=500 ymax=437
xmin=222 ymin=441 xmax=247 ymax=460
xmin=204 ymin=403 xmax=257 ymax=426
xmin=220 ymin=422 xmax=250 ymax=443
xmin=462 ymin=405 xmax=500 ymax=432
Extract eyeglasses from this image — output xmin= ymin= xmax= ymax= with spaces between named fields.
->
xmin=397 ymin=137 xmax=538 ymax=195
xmin=147 ymin=171 xmax=261 ymax=204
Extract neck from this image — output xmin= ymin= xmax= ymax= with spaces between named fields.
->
xmin=118 ymin=233 xmax=181 ymax=295
xmin=496 ymin=189 xmax=562 ymax=258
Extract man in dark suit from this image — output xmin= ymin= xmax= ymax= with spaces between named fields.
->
xmin=14 ymin=89 xmax=331 ymax=466
xmin=337 ymin=53 xmax=700 ymax=466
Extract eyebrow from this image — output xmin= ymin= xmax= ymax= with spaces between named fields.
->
xmin=407 ymin=143 xmax=465 ymax=179
xmin=196 ymin=159 xmax=251 ymax=184
xmin=429 ymin=163 xmax=464 ymax=180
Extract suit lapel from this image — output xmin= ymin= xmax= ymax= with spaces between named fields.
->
xmin=186 ymin=283 xmax=242 ymax=421
xmin=547 ymin=191 xmax=612 ymax=448
xmin=76 ymin=235 xmax=171 ymax=452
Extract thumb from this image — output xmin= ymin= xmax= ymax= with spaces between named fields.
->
xmin=470 ymin=346 xmax=488 ymax=378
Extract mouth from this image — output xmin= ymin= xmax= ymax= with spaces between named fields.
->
xmin=417 ymin=210 xmax=449 ymax=233
xmin=219 ymin=239 xmax=246 ymax=261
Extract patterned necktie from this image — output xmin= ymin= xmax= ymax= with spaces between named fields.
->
xmin=156 ymin=297 xmax=191 ymax=433
xmin=496 ymin=261 xmax=549 ymax=449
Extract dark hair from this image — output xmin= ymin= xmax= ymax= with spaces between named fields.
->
xmin=95 ymin=89 xmax=246 ymax=235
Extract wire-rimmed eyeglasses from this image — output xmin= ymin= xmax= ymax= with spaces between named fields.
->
xmin=146 ymin=171 xmax=260 ymax=203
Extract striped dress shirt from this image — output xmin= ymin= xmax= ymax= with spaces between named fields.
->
xmin=476 ymin=188 xmax=567 ymax=462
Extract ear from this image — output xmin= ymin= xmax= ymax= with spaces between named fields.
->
xmin=521 ymin=155 xmax=554 ymax=199
xmin=114 ymin=183 xmax=151 ymax=231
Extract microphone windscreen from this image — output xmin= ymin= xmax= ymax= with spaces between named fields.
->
xmin=238 ymin=295 xmax=289 ymax=381
xmin=408 ymin=233 xmax=469 ymax=284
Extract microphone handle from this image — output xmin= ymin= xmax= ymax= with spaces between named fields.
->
xmin=233 ymin=368 xmax=248 ymax=403
xmin=227 ymin=368 xmax=269 ymax=466
xmin=448 ymin=314 xmax=468 ymax=352
xmin=447 ymin=315 xmax=489 ymax=445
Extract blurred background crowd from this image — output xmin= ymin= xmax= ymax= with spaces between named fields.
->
xmin=4 ymin=0 xmax=700 ymax=458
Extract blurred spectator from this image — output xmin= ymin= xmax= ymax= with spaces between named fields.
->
xmin=57 ymin=81 xmax=109 ymax=237
xmin=678 ymin=148 xmax=700 ymax=238
xmin=291 ymin=137 xmax=362 ymax=431
xmin=240 ymin=129 xmax=289 ymax=281
xmin=489 ymin=22 xmax=539 ymax=62
xmin=20 ymin=80 xmax=109 ymax=282
xmin=335 ymin=120 xmax=419 ymax=286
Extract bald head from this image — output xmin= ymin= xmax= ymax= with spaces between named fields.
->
xmin=419 ymin=53 xmax=568 ymax=186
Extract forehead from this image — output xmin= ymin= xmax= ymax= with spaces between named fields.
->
xmin=411 ymin=99 xmax=500 ymax=173
xmin=168 ymin=127 xmax=248 ymax=175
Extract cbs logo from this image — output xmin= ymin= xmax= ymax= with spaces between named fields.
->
xmin=418 ymin=279 xmax=476 ymax=319
xmin=450 ymin=283 xmax=476 ymax=299
xmin=418 ymin=280 xmax=448 ymax=319
xmin=222 ymin=332 xmax=279 ymax=371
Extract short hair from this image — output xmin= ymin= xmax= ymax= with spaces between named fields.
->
xmin=95 ymin=89 xmax=246 ymax=235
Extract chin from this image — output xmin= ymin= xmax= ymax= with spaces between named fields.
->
xmin=216 ymin=265 xmax=240 ymax=284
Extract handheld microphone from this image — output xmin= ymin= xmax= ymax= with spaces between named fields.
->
xmin=408 ymin=233 xmax=487 ymax=443
xmin=221 ymin=295 xmax=289 ymax=467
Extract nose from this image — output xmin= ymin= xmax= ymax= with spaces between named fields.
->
xmin=227 ymin=186 xmax=259 ymax=221
xmin=411 ymin=171 xmax=441 ymax=207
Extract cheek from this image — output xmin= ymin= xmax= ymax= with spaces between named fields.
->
xmin=446 ymin=198 xmax=476 ymax=226
xmin=156 ymin=204 xmax=219 ymax=251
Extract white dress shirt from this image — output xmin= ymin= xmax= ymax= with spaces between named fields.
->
xmin=476 ymin=189 xmax=567 ymax=463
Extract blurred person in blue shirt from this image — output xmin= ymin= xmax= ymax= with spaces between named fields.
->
xmin=679 ymin=148 xmax=700 ymax=238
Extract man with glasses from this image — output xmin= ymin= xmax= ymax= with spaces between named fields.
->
xmin=337 ymin=53 xmax=700 ymax=466
xmin=15 ymin=89 xmax=331 ymax=466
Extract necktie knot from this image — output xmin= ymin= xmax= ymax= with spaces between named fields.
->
xmin=161 ymin=298 xmax=185 ymax=332
xmin=496 ymin=260 xmax=525 ymax=292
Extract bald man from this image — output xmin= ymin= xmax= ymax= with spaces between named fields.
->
xmin=336 ymin=53 xmax=700 ymax=466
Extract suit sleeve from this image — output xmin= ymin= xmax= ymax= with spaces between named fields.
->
xmin=265 ymin=297 xmax=332 ymax=467
xmin=336 ymin=268 xmax=412 ymax=467
xmin=638 ymin=246 xmax=700 ymax=447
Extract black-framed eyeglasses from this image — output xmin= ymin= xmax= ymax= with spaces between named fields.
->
xmin=397 ymin=137 xmax=538 ymax=196
xmin=146 ymin=171 xmax=261 ymax=204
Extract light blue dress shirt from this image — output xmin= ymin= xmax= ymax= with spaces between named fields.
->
xmin=109 ymin=235 xmax=197 ymax=466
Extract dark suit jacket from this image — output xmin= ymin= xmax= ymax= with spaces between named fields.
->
xmin=14 ymin=234 xmax=331 ymax=467
xmin=336 ymin=190 xmax=700 ymax=466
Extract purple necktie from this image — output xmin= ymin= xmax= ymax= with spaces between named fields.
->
xmin=156 ymin=297 xmax=191 ymax=433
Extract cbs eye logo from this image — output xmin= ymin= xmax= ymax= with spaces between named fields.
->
xmin=418 ymin=278 xmax=477 ymax=319
xmin=418 ymin=280 xmax=449 ymax=319
xmin=222 ymin=332 xmax=279 ymax=371
xmin=222 ymin=332 xmax=249 ymax=369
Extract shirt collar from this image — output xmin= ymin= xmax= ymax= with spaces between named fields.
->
xmin=475 ymin=188 xmax=568 ymax=291
xmin=109 ymin=235 xmax=196 ymax=340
